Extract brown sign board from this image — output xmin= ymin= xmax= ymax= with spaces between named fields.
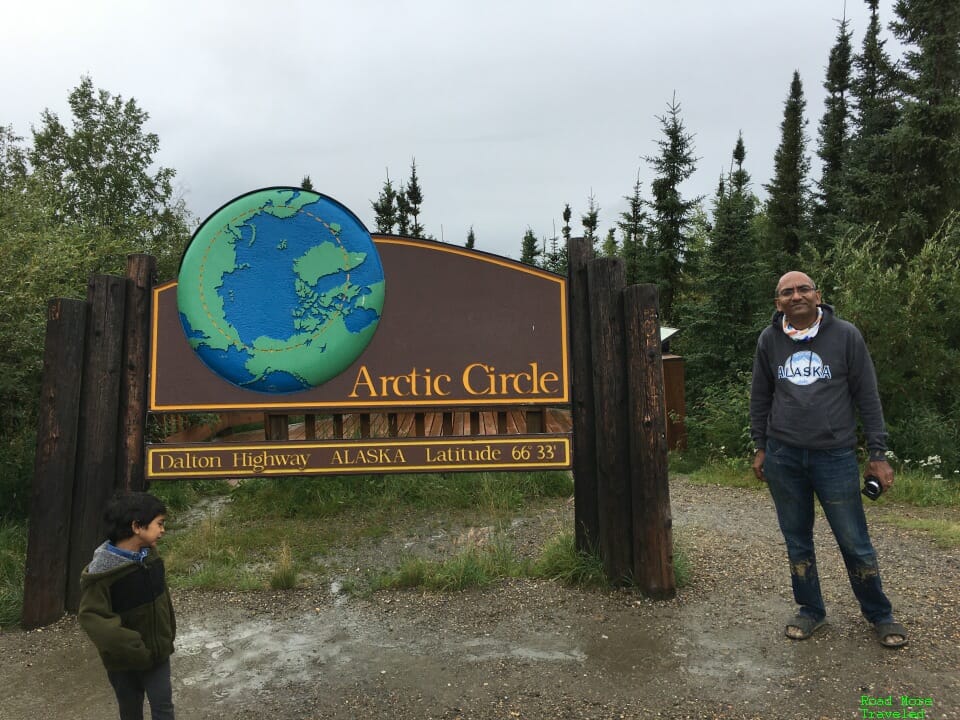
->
xmin=146 ymin=435 xmax=571 ymax=479
xmin=150 ymin=236 xmax=569 ymax=412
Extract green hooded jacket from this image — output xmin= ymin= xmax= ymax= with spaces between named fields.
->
xmin=78 ymin=541 xmax=176 ymax=672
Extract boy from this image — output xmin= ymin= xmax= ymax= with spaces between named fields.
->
xmin=79 ymin=492 xmax=176 ymax=719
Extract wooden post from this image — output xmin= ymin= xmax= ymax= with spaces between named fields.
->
xmin=22 ymin=299 xmax=88 ymax=628
xmin=624 ymin=285 xmax=675 ymax=598
xmin=66 ymin=275 xmax=128 ymax=611
xmin=568 ymin=237 xmax=599 ymax=553
xmin=469 ymin=411 xmax=480 ymax=436
xmin=525 ymin=410 xmax=544 ymax=433
xmin=441 ymin=412 xmax=454 ymax=436
xmin=117 ymin=254 xmax=156 ymax=492
xmin=415 ymin=413 xmax=425 ymax=437
xmin=333 ymin=413 xmax=345 ymax=438
xmin=387 ymin=412 xmax=399 ymax=437
xmin=264 ymin=414 xmax=290 ymax=441
xmin=587 ymin=257 xmax=632 ymax=584
xmin=359 ymin=413 xmax=371 ymax=438
xmin=304 ymin=414 xmax=317 ymax=440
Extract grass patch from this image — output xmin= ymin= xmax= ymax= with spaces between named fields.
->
xmin=681 ymin=458 xmax=765 ymax=491
xmin=269 ymin=542 xmax=298 ymax=589
xmin=150 ymin=479 xmax=232 ymax=513
xmin=884 ymin=470 xmax=960 ymax=508
xmin=532 ymin=532 xmax=606 ymax=587
xmin=0 ymin=521 xmax=26 ymax=628
xmin=877 ymin=516 xmax=960 ymax=549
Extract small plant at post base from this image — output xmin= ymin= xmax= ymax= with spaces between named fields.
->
xmin=269 ymin=541 xmax=298 ymax=590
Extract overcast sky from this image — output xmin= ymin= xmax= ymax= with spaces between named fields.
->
xmin=4 ymin=1 xmax=901 ymax=261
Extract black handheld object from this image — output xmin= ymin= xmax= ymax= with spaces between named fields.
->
xmin=862 ymin=475 xmax=883 ymax=501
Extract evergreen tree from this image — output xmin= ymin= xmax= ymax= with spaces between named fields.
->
xmin=300 ymin=175 xmax=315 ymax=191
xmin=581 ymin=192 xmax=600 ymax=249
xmin=764 ymin=71 xmax=812 ymax=265
xmin=405 ymin=158 xmax=425 ymax=237
xmin=888 ymin=0 xmax=960 ymax=254
xmin=520 ymin=226 xmax=540 ymax=266
xmin=846 ymin=0 xmax=902 ymax=234
xmin=395 ymin=183 xmax=411 ymax=236
xmin=814 ymin=18 xmax=854 ymax=249
xmin=645 ymin=95 xmax=701 ymax=323
xmin=601 ymin=227 xmax=618 ymax=257
xmin=371 ymin=170 xmax=398 ymax=233
xmin=617 ymin=171 xmax=648 ymax=285
xmin=465 ymin=225 xmax=476 ymax=249
xmin=687 ymin=134 xmax=763 ymax=389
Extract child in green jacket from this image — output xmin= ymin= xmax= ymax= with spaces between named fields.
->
xmin=79 ymin=492 xmax=176 ymax=720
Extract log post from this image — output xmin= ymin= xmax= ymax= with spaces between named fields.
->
xmin=117 ymin=254 xmax=156 ymax=492
xmin=66 ymin=275 xmax=128 ymax=611
xmin=22 ymin=299 xmax=88 ymax=628
xmin=568 ymin=237 xmax=599 ymax=553
xmin=304 ymin=414 xmax=317 ymax=440
xmin=624 ymin=285 xmax=675 ymax=598
xmin=587 ymin=257 xmax=632 ymax=584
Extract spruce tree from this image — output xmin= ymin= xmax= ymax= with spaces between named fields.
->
xmin=300 ymin=175 xmax=315 ymax=191
xmin=465 ymin=225 xmax=475 ymax=249
xmin=601 ymin=227 xmax=618 ymax=257
xmin=645 ymin=95 xmax=701 ymax=323
xmin=814 ymin=18 xmax=853 ymax=249
xmin=405 ymin=158 xmax=425 ymax=238
xmin=888 ymin=0 xmax=960 ymax=254
xmin=581 ymin=192 xmax=600 ymax=249
xmin=617 ymin=171 xmax=648 ymax=285
xmin=846 ymin=0 xmax=902 ymax=234
xmin=764 ymin=71 xmax=812 ymax=265
xmin=371 ymin=170 xmax=398 ymax=233
xmin=520 ymin=226 xmax=540 ymax=266
xmin=395 ymin=184 xmax=411 ymax=236
xmin=694 ymin=135 xmax=763 ymax=385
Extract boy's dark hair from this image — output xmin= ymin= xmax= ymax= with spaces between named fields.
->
xmin=104 ymin=492 xmax=167 ymax=544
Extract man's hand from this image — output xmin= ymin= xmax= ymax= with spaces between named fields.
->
xmin=867 ymin=458 xmax=895 ymax=490
xmin=752 ymin=449 xmax=766 ymax=482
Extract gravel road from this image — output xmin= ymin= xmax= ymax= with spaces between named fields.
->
xmin=2 ymin=476 xmax=958 ymax=719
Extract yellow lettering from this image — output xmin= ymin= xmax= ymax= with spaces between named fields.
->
xmin=349 ymin=366 xmax=377 ymax=398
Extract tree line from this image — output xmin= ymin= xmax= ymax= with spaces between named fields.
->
xmin=0 ymin=0 xmax=957 ymax=520
xmin=516 ymin=0 xmax=960 ymax=471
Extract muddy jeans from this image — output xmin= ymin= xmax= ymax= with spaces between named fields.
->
xmin=107 ymin=658 xmax=174 ymax=720
xmin=763 ymin=437 xmax=893 ymax=625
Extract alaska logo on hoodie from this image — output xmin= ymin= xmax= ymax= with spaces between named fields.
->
xmin=778 ymin=350 xmax=832 ymax=386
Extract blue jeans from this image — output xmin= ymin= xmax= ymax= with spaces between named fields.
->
xmin=107 ymin=658 xmax=175 ymax=720
xmin=763 ymin=437 xmax=893 ymax=625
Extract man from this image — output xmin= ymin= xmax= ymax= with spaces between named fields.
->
xmin=750 ymin=270 xmax=907 ymax=648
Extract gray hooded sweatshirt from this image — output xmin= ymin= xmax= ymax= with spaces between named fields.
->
xmin=750 ymin=304 xmax=888 ymax=459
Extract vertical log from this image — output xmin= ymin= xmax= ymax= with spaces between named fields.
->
xmin=264 ymin=414 xmax=290 ymax=441
xmin=568 ymin=237 xmax=599 ymax=553
xmin=387 ymin=412 xmax=399 ymax=438
xmin=66 ymin=275 xmax=128 ymax=611
xmin=117 ymin=254 xmax=156 ymax=492
xmin=304 ymin=414 xmax=317 ymax=440
xmin=496 ymin=411 xmax=507 ymax=434
xmin=624 ymin=285 xmax=675 ymax=598
xmin=587 ymin=257 xmax=632 ymax=584
xmin=359 ymin=413 xmax=371 ymax=438
xmin=22 ymin=299 xmax=88 ymax=628
xmin=415 ymin=413 xmax=425 ymax=437
xmin=441 ymin=412 xmax=454 ymax=436
xmin=333 ymin=414 xmax=345 ymax=438
xmin=469 ymin=411 xmax=480 ymax=436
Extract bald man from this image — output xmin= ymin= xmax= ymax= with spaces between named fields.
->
xmin=749 ymin=271 xmax=906 ymax=648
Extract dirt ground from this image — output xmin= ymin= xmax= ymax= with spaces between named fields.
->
xmin=2 ymin=476 xmax=959 ymax=720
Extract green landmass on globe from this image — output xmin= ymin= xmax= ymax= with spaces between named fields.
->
xmin=176 ymin=188 xmax=385 ymax=393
